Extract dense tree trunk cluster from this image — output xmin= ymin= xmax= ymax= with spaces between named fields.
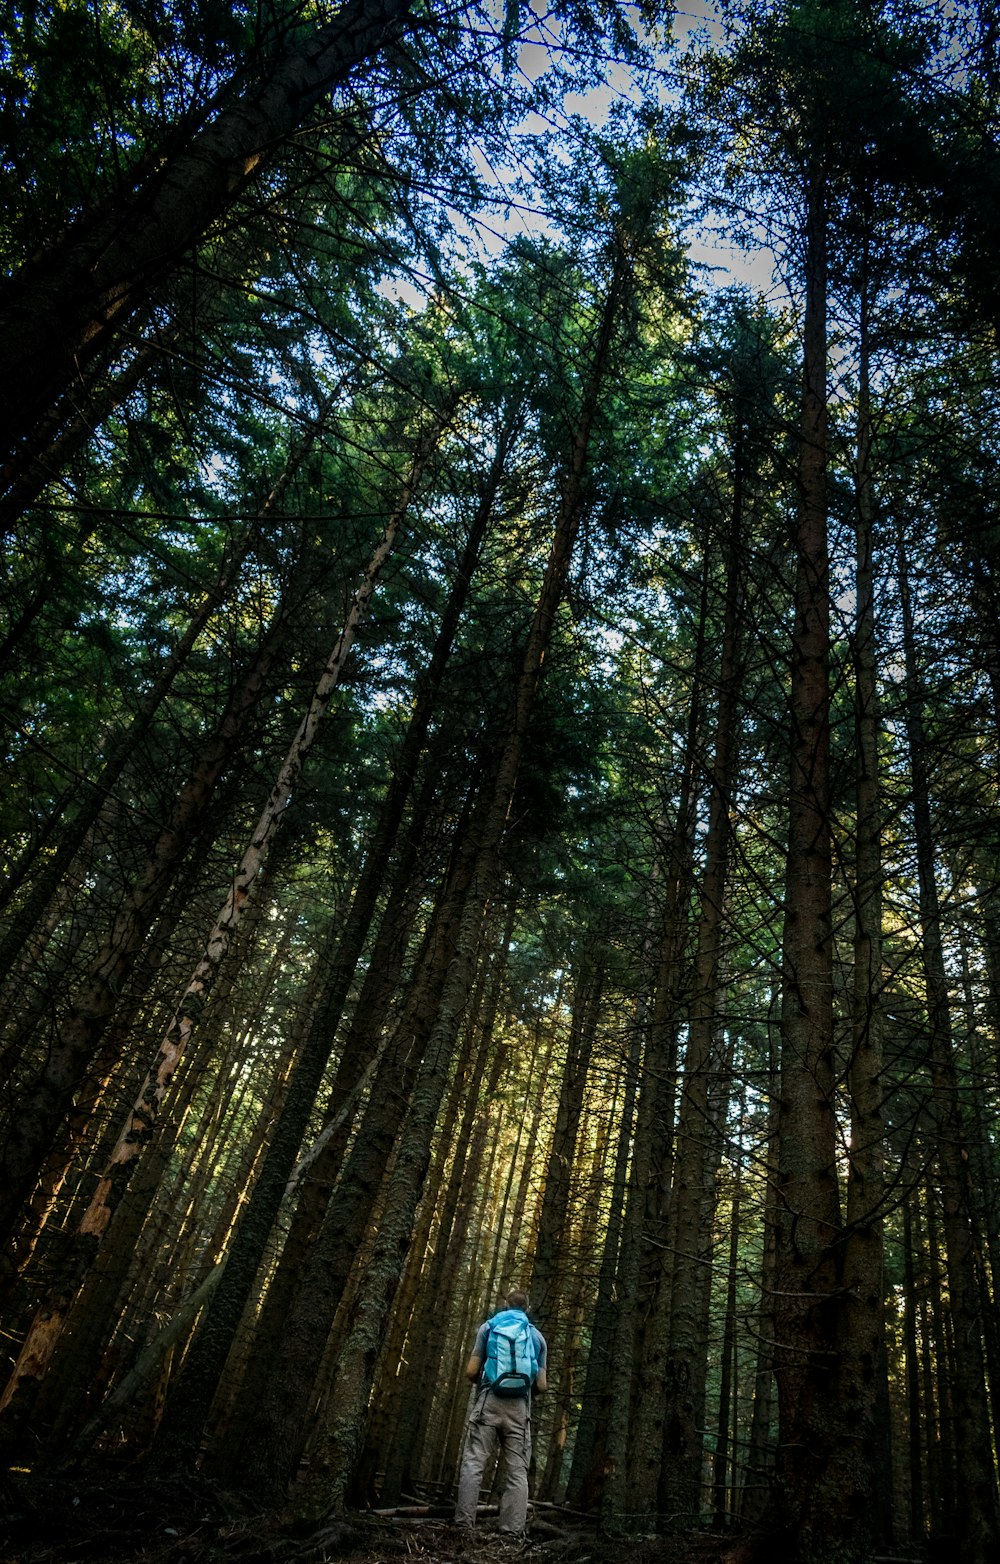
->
xmin=1 ymin=3 xmax=999 ymax=1562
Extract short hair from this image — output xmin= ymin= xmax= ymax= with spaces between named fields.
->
xmin=506 ymin=1289 xmax=529 ymax=1311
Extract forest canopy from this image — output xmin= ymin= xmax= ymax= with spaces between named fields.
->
xmin=1 ymin=3 xmax=999 ymax=1563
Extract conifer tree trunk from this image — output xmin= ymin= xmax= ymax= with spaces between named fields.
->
xmin=564 ymin=1020 xmax=640 ymax=1508
xmin=209 ymin=802 xmax=433 ymax=1463
xmin=841 ymin=276 xmax=890 ymax=1546
xmin=643 ymin=434 xmax=744 ymax=1531
xmin=0 ymin=0 xmax=415 ymax=481
xmin=739 ymin=1082 xmax=779 ymax=1527
xmin=0 ymin=410 xmax=322 ymax=990
xmin=528 ymin=968 xmax=602 ymax=1319
xmin=150 ymin=418 xmax=506 ymax=1469
xmin=527 ymin=967 xmax=602 ymax=1490
xmin=602 ymin=563 xmax=707 ymax=1531
xmin=901 ymin=1202 xmax=924 ymax=1546
xmin=769 ymin=169 xmax=867 ymax=1561
xmin=293 ymin=234 xmax=635 ymax=1519
xmin=538 ymin=1097 xmax=610 ymax=1501
xmin=0 ymin=432 xmax=435 ymax=1432
xmin=377 ymin=920 xmax=511 ymax=1502
xmin=220 ymin=763 xmax=493 ymax=1496
xmin=357 ymin=938 xmax=498 ymax=1496
xmin=41 ymin=885 xmax=290 ymax=1443
xmin=897 ymin=538 xmax=1000 ymax=1561
xmin=0 ymin=601 xmax=291 ymax=1252
xmin=712 ymin=1159 xmax=742 ymax=1528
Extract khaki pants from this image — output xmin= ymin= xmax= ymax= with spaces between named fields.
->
xmin=454 ymin=1388 xmax=532 ymax=1534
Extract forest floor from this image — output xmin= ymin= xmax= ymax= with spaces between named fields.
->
xmin=0 ymin=1473 xmax=754 ymax=1564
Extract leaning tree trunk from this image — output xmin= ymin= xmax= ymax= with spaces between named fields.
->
xmin=376 ymin=920 xmax=512 ymax=1503
xmin=0 ymin=423 xmax=438 ymax=1433
xmin=528 ymin=966 xmax=603 ymax=1320
xmin=0 ymin=405 xmax=326 ymax=990
xmin=0 ymin=594 xmax=294 ymax=1253
xmin=217 ymin=768 xmax=495 ymax=1498
xmin=0 ymin=0 xmax=416 ymax=489
xmin=293 ymin=229 xmax=636 ymax=1521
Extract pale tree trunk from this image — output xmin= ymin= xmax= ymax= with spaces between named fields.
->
xmin=956 ymin=920 xmax=1000 ymax=1461
xmin=217 ymin=772 xmax=495 ymax=1495
xmin=0 ymin=425 xmax=437 ymax=1430
xmin=0 ymin=597 xmax=292 ymax=1247
xmin=538 ymin=1090 xmax=611 ymax=1500
xmin=493 ymin=1017 xmax=559 ymax=1296
xmin=0 ymin=0 xmax=415 ymax=484
xmin=528 ymin=967 xmax=603 ymax=1318
xmin=712 ymin=1151 xmax=742 ymax=1528
xmin=527 ymin=967 xmax=603 ymax=1488
xmin=208 ymin=794 xmax=433 ymax=1462
xmin=0 ymin=424 xmax=329 ymax=1297
xmin=160 ymin=754 xmax=487 ymax=1475
xmin=0 ymin=858 xmax=199 ymax=1305
xmin=739 ymin=1076 xmax=779 ymax=1527
xmin=295 ymin=232 xmax=635 ymax=1520
xmin=155 ymin=418 xmax=507 ymax=1470
xmin=220 ymin=417 xmax=512 ymax=1376
xmin=897 ymin=536 xmax=1000 ymax=1562
xmin=901 ymin=1202 xmax=924 ymax=1544
xmin=357 ymin=937 xmax=499 ymax=1498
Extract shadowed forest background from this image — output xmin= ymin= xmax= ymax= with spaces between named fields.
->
xmin=1 ymin=2 xmax=999 ymax=1562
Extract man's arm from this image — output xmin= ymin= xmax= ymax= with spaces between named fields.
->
xmin=465 ymin=1353 xmax=483 ymax=1382
xmin=534 ymin=1329 xmax=548 ymax=1392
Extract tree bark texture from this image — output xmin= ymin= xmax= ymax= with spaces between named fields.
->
xmin=0 ymin=425 xmax=434 ymax=1427
xmin=0 ymin=0 xmax=416 ymax=482
xmin=898 ymin=537 xmax=1000 ymax=1562
xmin=291 ymin=234 xmax=634 ymax=1518
xmin=0 ymin=601 xmax=292 ymax=1251
xmin=771 ymin=174 xmax=871 ymax=1563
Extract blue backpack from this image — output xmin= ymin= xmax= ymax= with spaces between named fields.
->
xmin=481 ymin=1308 xmax=538 ymax=1398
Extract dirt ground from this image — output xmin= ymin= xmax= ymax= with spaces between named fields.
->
xmin=0 ymin=1474 xmax=751 ymax=1564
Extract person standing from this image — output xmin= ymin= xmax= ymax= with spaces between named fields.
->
xmin=454 ymin=1289 xmax=547 ymax=1535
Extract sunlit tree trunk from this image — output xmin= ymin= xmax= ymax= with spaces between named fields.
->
xmin=0 ymin=429 xmax=436 ymax=1432
xmin=0 ymin=597 xmax=292 ymax=1255
xmin=564 ymin=1017 xmax=640 ymax=1508
xmin=377 ymin=917 xmax=511 ymax=1502
xmin=528 ymin=966 xmax=602 ymax=1318
xmin=293 ymin=232 xmax=635 ymax=1519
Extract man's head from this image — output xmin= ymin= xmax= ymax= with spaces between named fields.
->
xmin=506 ymin=1289 xmax=529 ymax=1312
